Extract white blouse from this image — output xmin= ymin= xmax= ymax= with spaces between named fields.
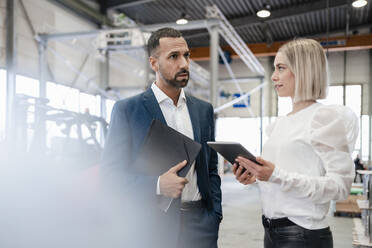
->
xmin=259 ymin=102 xmax=359 ymax=230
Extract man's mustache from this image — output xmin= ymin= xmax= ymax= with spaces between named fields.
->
xmin=175 ymin=70 xmax=189 ymax=77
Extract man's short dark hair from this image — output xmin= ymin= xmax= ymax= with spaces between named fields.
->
xmin=147 ymin=27 xmax=183 ymax=56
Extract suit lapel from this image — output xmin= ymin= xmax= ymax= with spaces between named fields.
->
xmin=143 ymin=88 xmax=167 ymax=125
xmin=186 ymin=95 xmax=201 ymax=144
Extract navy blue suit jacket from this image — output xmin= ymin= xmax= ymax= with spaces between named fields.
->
xmin=101 ymin=88 xmax=221 ymax=247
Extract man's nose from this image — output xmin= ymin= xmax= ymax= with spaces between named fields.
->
xmin=179 ymin=56 xmax=189 ymax=69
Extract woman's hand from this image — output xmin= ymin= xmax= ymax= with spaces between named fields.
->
xmin=232 ymin=163 xmax=256 ymax=185
xmin=235 ymin=156 xmax=275 ymax=181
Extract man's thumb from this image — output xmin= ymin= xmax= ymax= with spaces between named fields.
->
xmin=169 ymin=160 xmax=187 ymax=173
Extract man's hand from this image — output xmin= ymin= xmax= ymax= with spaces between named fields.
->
xmin=159 ymin=160 xmax=189 ymax=198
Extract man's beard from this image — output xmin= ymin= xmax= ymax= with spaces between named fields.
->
xmin=159 ymin=66 xmax=189 ymax=89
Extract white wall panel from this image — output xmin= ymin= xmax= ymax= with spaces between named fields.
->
xmin=109 ymin=52 xmax=148 ymax=89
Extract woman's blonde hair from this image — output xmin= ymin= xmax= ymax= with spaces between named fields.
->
xmin=278 ymin=38 xmax=328 ymax=102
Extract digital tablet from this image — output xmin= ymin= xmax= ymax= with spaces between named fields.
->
xmin=207 ymin=141 xmax=262 ymax=166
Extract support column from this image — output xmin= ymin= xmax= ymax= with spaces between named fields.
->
xmin=35 ymin=40 xmax=48 ymax=152
xmin=5 ymin=0 xmax=16 ymax=142
xmin=209 ymin=25 xmax=219 ymax=107
xmin=369 ymin=48 xmax=372 ymax=165
xmin=259 ymin=77 xmax=264 ymax=154
xmin=39 ymin=42 xmax=47 ymax=99
xmin=99 ymin=51 xmax=109 ymax=145
xmin=343 ymin=51 xmax=347 ymax=105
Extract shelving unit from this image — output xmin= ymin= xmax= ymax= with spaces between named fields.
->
xmin=353 ymin=171 xmax=372 ymax=247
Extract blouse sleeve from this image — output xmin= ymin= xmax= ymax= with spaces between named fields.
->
xmin=268 ymin=105 xmax=359 ymax=204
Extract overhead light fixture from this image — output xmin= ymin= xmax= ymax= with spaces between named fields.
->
xmin=352 ymin=0 xmax=368 ymax=8
xmin=176 ymin=13 xmax=188 ymax=25
xmin=256 ymin=4 xmax=271 ymax=18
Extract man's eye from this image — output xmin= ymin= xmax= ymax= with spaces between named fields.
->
xmin=170 ymin=54 xmax=178 ymax=59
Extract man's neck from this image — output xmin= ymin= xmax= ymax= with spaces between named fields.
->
xmin=155 ymin=81 xmax=181 ymax=106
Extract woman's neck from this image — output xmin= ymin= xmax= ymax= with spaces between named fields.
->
xmin=288 ymin=99 xmax=316 ymax=115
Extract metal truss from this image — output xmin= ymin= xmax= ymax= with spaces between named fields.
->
xmin=206 ymin=5 xmax=265 ymax=76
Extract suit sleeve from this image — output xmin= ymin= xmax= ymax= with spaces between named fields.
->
xmin=100 ymin=101 xmax=158 ymax=203
xmin=208 ymin=104 xmax=222 ymax=217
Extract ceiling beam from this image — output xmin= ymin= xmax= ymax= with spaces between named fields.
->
xmin=48 ymin=0 xmax=114 ymax=27
xmin=190 ymin=33 xmax=372 ymax=60
xmin=107 ymin=0 xmax=158 ymax=10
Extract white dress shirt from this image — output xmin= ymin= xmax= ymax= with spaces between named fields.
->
xmin=260 ymin=103 xmax=359 ymax=230
xmin=151 ymin=83 xmax=201 ymax=207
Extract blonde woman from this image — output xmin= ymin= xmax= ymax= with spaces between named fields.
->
xmin=233 ymin=39 xmax=359 ymax=248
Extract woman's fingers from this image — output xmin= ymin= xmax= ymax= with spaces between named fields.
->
xmin=242 ymin=175 xmax=256 ymax=185
xmin=235 ymin=156 xmax=275 ymax=182
xmin=233 ymin=163 xmax=245 ymax=180
xmin=235 ymin=157 xmax=259 ymax=174
xmin=236 ymin=169 xmax=252 ymax=183
xmin=232 ymin=163 xmax=238 ymax=174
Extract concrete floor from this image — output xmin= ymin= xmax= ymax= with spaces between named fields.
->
xmin=218 ymin=172 xmax=354 ymax=248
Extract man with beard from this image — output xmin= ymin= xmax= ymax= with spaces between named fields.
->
xmin=101 ymin=28 xmax=222 ymax=248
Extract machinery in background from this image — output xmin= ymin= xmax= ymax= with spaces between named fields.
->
xmin=11 ymin=94 xmax=108 ymax=170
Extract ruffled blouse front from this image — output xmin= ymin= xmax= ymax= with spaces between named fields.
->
xmin=260 ymin=103 xmax=359 ymax=230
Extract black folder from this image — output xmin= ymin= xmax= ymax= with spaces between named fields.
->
xmin=135 ymin=119 xmax=202 ymax=178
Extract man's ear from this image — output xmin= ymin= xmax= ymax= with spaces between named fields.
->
xmin=149 ymin=56 xmax=158 ymax=72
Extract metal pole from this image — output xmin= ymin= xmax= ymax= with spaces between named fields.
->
xmin=343 ymin=51 xmax=347 ymax=105
xmin=39 ymin=19 xmax=220 ymax=42
xmin=369 ymin=48 xmax=372 ymax=165
xmin=99 ymin=51 xmax=109 ymax=145
xmin=36 ymin=40 xmax=47 ymax=152
xmin=209 ymin=25 xmax=219 ymax=107
xmin=5 ymin=0 xmax=16 ymax=142
xmin=39 ymin=42 xmax=47 ymax=99
xmin=19 ymin=0 xmax=55 ymax=82
xmin=260 ymin=78 xmax=264 ymax=154
xmin=268 ymin=56 xmax=274 ymax=119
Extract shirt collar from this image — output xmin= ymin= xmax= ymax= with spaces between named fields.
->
xmin=151 ymin=82 xmax=186 ymax=106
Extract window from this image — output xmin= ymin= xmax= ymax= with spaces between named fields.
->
xmin=16 ymin=75 xmax=39 ymax=97
xmin=278 ymin=86 xmax=346 ymax=115
xmin=46 ymin=82 xmax=79 ymax=112
xmin=318 ymin=86 xmax=344 ymax=105
xmin=216 ymin=117 xmax=271 ymax=156
xmin=345 ymin=85 xmax=361 ymax=116
xmin=15 ymin=75 xmax=40 ymax=149
xmin=45 ymin=82 xmax=108 ymax=148
xmin=79 ymin=92 xmax=101 ymax=117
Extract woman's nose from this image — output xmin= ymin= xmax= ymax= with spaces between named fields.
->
xmin=271 ymin=72 xmax=278 ymax=82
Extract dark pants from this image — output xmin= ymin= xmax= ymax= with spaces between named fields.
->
xmin=263 ymin=219 xmax=333 ymax=248
xmin=354 ymin=172 xmax=363 ymax=183
xmin=177 ymin=201 xmax=221 ymax=248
